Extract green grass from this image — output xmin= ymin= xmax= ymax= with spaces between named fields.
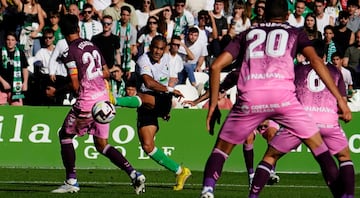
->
xmin=0 ymin=168 xmax=359 ymax=198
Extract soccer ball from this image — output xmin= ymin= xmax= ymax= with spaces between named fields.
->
xmin=92 ymin=100 xmax=116 ymax=124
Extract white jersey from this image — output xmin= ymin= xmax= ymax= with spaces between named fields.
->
xmin=137 ymin=53 xmax=171 ymax=92
xmin=48 ymin=39 xmax=68 ymax=77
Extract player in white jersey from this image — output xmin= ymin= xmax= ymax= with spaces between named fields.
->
xmin=136 ymin=35 xmax=191 ymax=191
xmin=51 ymin=14 xmax=146 ymax=195
xmin=199 ymin=0 xmax=352 ymax=197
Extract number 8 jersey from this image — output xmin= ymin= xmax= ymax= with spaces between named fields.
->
xmin=63 ymin=38 xmax=108 ymax=111
xmin=225 ymin=23 xmax=312 ymax=96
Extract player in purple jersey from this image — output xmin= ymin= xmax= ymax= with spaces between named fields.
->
xmin=269 ymin=44 xmax=355 ymax=198
xmin=200 ymin=0 xmax=352 ymax=198
xmin=51 ymin=14 xmax=146 ymax=195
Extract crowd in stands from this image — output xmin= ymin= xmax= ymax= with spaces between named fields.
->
xmin=0 ymin=0 xmax=360 ymax=108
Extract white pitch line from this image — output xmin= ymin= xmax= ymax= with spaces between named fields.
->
xmin=0 ymin=181 xmax=359 ymax=189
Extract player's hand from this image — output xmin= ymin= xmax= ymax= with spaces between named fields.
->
xmin=338 ymin=99 xmax=352 ymax=123
xmin=173 ymin=89 xmax=184 ymax=98
xmin=50 ymin=75 xmax=56 ymax=82
xmin=207 ymin=105 xmax=221 ymax=135
xmin=182 ymin=100 xmax=196 ymax=107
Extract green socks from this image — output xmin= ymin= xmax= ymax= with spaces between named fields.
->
xmin=116 ymin=96 xmax=142 ymax=108
xmin=149 ymin=147 xmax=180 ymax=173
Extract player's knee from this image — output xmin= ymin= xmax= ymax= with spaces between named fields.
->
xmin=141 ymin=143 xmax=154 ymax=154
xmin=336 ymin=147 xmax=351 ymax=162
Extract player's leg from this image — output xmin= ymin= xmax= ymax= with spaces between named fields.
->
xmin=138 ymin=124 xmax=191 ymax=190
xmin=243 ymin=133 xmax=255 ymax=187
xmin=52 ymin=110 xmax=80 ymax=193
xmin=335 ymin=146 xmax=355 ymax=197
xmin=262 ymin=125 xmax=280 ymax=185
xmin=302 ymin=132 xmax=340 ymax=197
xmin=93 ymin=136 xmax=146 ymax=194
xmin=249 ymin=128 xmax=301 ymax=198
xmin=52 ymin=133 xmax=79 ymax=193
xmin=322 ymin=126 xmax=355 ymax=197
xmin=201 ymin=138 xmax=236 ymax=198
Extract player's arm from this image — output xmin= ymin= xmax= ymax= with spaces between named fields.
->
xmin=66 ymin=61 xmax=80 ymax=94
xmin=142 ymin=74 xmax=183 ymax=97
xmin=207 ymin=51 xmax=233 ymax=130
xmin=303 ymin=46 xmax=352 ymax=122
xmin=102 ymin=64 xmax=110 ymax=79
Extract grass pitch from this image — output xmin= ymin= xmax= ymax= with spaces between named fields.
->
xmin=0 ymin=168 xmax=358 ymax=198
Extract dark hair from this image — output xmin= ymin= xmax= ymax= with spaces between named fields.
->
xmin=121 ymin=5 xmax=131 ymax=14
xmin=188 ymin=27 xmax=199 ymax=34
xmin=347 ymin=0 xmax=359 ymax=7
xmin=331 ymin=51 xmax=342 ymax=59
xmin=5 ymin=31 xmax=18 ymax=41
xmin=82 ymin=3 xmax=93 ymax=11
xmin=43 ymin=28 xmax=55 ymax=36
xmin=312 ymin=39 xmax=325 ymax=57
xmin=150 ymin=35 xmax=167 ymax=46
xmin=175 ymin=0 xmax=186 ymax=4
xmin=59 ymin=14 xmax=80 ymax=36
xmin=171 ymin=35 xmax=181 ymax=41
xmin=265 ymin=0 xmax=288 ymax=21
xmin=324 ymin=25 xmax=334 ymax=33
xmin=49 ymin=10 xmax=60 ymax=18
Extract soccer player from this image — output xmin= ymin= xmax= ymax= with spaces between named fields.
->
xmin=200 ymin=0 xmax=352 ymax=198
xmin=268 ymin=43 xmax=355 ymax=198
xmin=136 ymin=35 xmax=192 ymax=191
xmin=51 ymin=14 xmax=146 ymax=194
xmin=182 ymin=70 xmax=280 ymax=187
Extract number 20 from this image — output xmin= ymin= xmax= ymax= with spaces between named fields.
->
xmin=246 ymin=29 xmax=289 ymax=59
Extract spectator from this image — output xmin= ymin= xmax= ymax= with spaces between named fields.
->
xmin=137 ymin=16 xmax=161 ymax=57
xmin=16 ymin=0 xmax=46 ymax=58
xmin=331 ymin=52 xmax=354 ymax=98
xmin=314 ymin=0 xmax=334 ymax=38
xmin=178 ymin=27 xmax=208 ymax=86
xmin=125 ymin=79 xmax=137 ymax=96
xmin=303 ymin=13 xmax=323 ymax=41
xmin=112 ymin=6 xmax=137 ymax=80
xmin=244 ymin=0 xmax=256 ymax=19
xmin=251 ymin=0 xmax=266 ymax=25
xmin=135 ymin=0 xmax=170 ymax=31
xmin=158 ymin=6 xmax=175 ymax=42
xmin=173 ymin=0 xmax=194 ymax=37
xmin=227 ymin=2 xmax=250 ymax=35
xmin=324 ymin=0 xmax=343 ymax=21
xmin=196 ymin=10 xmax=216 ymax=48
xmin=210 ymin=0 xmax=227 ymax=58
xmin=0 ymin=0 xmax=23 ymax=43
xmin=287 ymin=0 xmax=306 ymax=28
xmin=0 ymin=32 xmax=29 ymax=106
xmin=345 ymin=0 xmax=360 ymax=33
xmin=102 ymin=0 xmax=138 ymax=28
xmin=333 ymin=10 xmax=355 ymax=56
xmin=33 ymin=28 xmax=56 ymax=92
xmin=91 ymin=15 xmax=121 ymax=68
xmin=323 ymin=25 xmax=339 ymax=62
xmin=168 ymin=35 xmax=193 ymax=87
xmin=45 ymin=10 xmax=64 ymax=45
xmin=68 ymin=3 xmax=81 ymax=17
xmin=109 ymin=64 xmax=126 ymax=98
xmin=343 ymin=30 xmax=360 ymax=88
xmin=79 ymin=3 xmax=102 ymax=40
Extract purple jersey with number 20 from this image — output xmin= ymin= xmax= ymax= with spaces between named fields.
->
xmin=219 ymin=22 xmax=319 ymax=144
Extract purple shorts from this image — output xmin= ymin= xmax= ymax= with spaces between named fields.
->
xmin=219 ymin=91 xmax=319 ymax=144
xmin=270 ymin=124 xmax=348 ymax=155
xmin=63 ymin=107 xmax=109 ymax=139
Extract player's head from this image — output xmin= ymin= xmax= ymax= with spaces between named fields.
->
xmin=149 ymin=35 xmax=167 ymax=62
xmin=59 ymin=14 xmax=79 ymax=37
xmin=265 ymin=0 xmax=288 ymax=21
